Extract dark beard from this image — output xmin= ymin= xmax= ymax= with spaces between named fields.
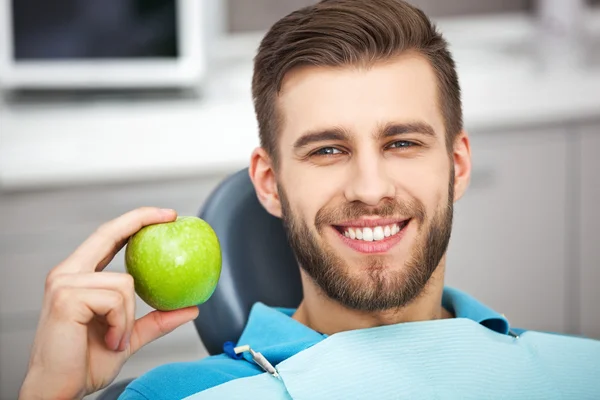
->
xmin=279 ymin=175 xmax=454 ymax=312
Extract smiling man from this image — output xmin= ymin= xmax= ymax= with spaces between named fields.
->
xmin=19 ymin=1 xmax=600 ymax=400
xmin=258 ymin=55 xmax=461 ymax=332
xmin=245 ymin=1 xmax=466 ymax=337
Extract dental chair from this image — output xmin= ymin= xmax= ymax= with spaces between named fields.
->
xmin=98 ymin=168 xmax=303 ymax=400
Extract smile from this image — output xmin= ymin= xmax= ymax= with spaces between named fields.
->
xmin=332 ymin=219 xmax=410 ymax=254
xmin=340 ymin=221 xmax=408 ymax=242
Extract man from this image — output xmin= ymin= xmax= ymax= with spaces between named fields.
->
xmin=19 ymin=1 xmax=600 ymax=399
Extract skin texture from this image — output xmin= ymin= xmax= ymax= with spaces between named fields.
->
xmin=249 ymin=53 xmax=472 ymax=335
xmin=125 ymin=216 xmax=221 ymax=311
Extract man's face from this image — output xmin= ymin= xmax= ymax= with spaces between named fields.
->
xmin=275 ymin=53 xmax=455 ymax=311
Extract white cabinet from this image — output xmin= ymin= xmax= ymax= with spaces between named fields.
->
xmin=446 ymin=128 xmax=568 ymax=333
xmin=579 ymin=124 xmax=600 ymax=339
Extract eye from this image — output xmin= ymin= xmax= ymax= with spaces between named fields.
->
xmin=311 ymin=147 xmax=344 ymax=156
xmin=386 ymin=140 xmax=416 ymax=150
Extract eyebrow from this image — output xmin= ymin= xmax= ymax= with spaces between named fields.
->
xmin=376 ymin=122 xmax=436 ymax=140
xmin=293 ymin=127 xmax=351 ymax=149
xmin=293 ymin=122 xmax=436 ymax=149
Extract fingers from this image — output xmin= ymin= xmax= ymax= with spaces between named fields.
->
xmin=116 ymin=276 xmax=135 ymax=352
xmin=58 ymin=207 xmax=177 ymax=274
xmin=100 ymin=290 xmax=128 ymax=352
xmin=49 ymin=287 xmax=128 ymax=351
xmin=45 ymin=272 xmax=136 ymax=351
xmin=129 ymin=306 xmax=199 ymax=355
xmin=45 ymin=270 xmax=199 ymax=355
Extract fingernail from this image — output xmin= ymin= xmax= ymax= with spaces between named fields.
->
xmin=159 ymin=208 xmax=176 ymax=216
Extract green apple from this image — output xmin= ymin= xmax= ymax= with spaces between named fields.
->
xmin=125 ymin=216 xmax=221 ymax=311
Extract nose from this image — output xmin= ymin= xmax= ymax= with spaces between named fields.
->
xmin=344 ymin=156 xmax=396 ymax=206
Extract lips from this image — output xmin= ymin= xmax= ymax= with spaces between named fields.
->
xmin=332 ymin=219 xmax=411 ymax=254
xmin=338 ymin=221 xmax=409 ymax=242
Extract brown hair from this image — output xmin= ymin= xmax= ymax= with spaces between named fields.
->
xmin=252 ymin=0 xmax=462 ymax=165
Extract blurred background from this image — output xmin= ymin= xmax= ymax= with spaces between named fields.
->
xmin=1 ymin=0 xmax=600 ymax=398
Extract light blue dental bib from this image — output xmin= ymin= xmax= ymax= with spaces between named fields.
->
xmin=185 ymin=319 xmax=600 ymax=399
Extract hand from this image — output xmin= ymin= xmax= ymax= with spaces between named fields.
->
xmin=19 ymin=207 xmax=200 ymax=400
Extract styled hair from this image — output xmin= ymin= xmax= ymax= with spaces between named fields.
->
xmin=252 ymin=0 xmax=462 ymax=164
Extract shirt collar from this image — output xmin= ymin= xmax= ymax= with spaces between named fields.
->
xmin=442 ymin=286 xmax=510 ymax=335
xmin=235 ymin=286 xmax=510 ymax=364
xmin=236 ymin=303 xmax=324 ymax=364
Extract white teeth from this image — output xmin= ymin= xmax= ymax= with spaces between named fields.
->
xmin=342 ymin=222 xmax=405 ymax=242
xmin=373 ymin=226 xmax=384 ymax=241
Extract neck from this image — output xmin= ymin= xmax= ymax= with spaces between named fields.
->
xmin=292 ymin=258 xmax=451 ymax=335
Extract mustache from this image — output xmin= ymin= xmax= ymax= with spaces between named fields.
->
xmin=315 ymin=198 xmax=426 ymax=229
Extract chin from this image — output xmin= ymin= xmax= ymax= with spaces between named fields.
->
xmin=333 ymin=253 xmax=410 ymax=281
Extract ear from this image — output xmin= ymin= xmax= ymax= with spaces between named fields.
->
xmin=249 ymin=147 xmax=282 ymax=218
xmin=452 ymin=130 xmax=472 ymax=202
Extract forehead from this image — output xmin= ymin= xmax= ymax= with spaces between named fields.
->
xmin=277 ymin=53 xmax=445 ymax=144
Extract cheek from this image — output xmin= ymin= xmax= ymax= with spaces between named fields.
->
xmin=387 ymin=154 xmax=451 ymax=210
xmin=281 ymin=166 xmax=342 ymax=224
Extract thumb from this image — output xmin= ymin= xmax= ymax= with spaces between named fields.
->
xmin=129 ymin=306 xmax=199 ymax=355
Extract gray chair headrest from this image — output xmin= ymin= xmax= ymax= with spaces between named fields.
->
xmin=194 ymin=168 xmax=302 ymax=355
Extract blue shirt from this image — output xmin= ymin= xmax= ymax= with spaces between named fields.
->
xmin=119 ymin=287 xmax=515 ymax=400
